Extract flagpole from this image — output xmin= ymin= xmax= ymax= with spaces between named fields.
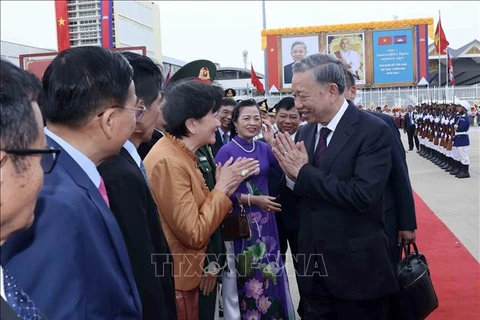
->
xmin=445 ymin=47 xmax=449 ymax=99
xmin=262 ymin=0 xmax=268 ymax=96
xmin=438 ymin=10 xmax=442 ymax=95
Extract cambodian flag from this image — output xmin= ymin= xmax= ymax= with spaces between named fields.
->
xmin=394 ymin=35 xmax=407 ymax=44
xmin=100 ymin=0 xmax=113 ymax=49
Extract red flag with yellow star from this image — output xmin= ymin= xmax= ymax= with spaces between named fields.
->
xmin=434 ymin=16 xmax=449 ymax=55
xmin=55 ymin=0 xmax=70 ymax=52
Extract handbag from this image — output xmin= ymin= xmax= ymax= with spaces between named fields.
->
xmin=395 ymin=241 xmax=439 ymax=320
xmin=222 ymin=200 xmax=251 ymax=242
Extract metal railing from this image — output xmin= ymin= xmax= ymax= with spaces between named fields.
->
xmin=235 ymin=84 xmax=480 ymax=108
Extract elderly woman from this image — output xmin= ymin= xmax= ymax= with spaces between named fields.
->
xmin=144 ymin=79 xmax=259 ymax=320
xmin=0 ymin=60 xmax=59 ymax=318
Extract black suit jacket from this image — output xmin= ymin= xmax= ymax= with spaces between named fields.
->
xmin=371 ymin=112 xmax=417 ymax=260
xmin=290 ymin=102 xmax=399 ymax=300
xmin=98 ymin=147 xmax=177 ymax=320
xmin=283 ymin=62 xmax=294 ymax=84
xmin=138 ymin=129 xmax=164 ymax=160
xmin=404 ymin=112 xmax=416 ymax=132
xmin=211 ymin=130 xmax=224 ymax=157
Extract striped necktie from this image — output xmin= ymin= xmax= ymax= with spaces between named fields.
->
xmin=139 ymin=161 xmax=150 ymax=187
xmin=313 ymin=127 xmax=331 ymax=167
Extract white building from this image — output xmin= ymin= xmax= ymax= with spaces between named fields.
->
xmin=65 ymin=0 xmax=162 ymax=62
xmin=215 ymin=67 xmax=265 ymax=98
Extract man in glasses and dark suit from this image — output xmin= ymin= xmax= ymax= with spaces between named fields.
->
xmin=0 ymin=60 xmax=58 ymax=319
xmin=1 ymin=47 xmax=143 ymax=319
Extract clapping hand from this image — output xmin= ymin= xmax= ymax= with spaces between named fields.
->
xmin=215 ymin=157 xmax=259 ymax=197
xmin=272 ymin=132 xmax=308 ymax=181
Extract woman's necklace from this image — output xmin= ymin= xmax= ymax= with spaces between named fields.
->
xmin=232 ymin=138 xmax=256 ymax=153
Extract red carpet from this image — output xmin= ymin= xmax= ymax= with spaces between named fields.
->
xmin=413 ymin=191 xmax=480 ymax=319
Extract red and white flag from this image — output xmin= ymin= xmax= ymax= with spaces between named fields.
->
xmin=447 ymin=49 xmax=455 ymax=86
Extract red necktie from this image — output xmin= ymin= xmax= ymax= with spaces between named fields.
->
xmin=98 ymin=177 xmax=110 ymax=207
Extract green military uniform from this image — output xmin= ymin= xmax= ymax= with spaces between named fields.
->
xmin=196 ymin=145 xmax=226 ymax=320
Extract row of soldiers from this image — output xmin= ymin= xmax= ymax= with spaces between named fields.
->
xmin=414 ymin=102 xmax=471 ymax=178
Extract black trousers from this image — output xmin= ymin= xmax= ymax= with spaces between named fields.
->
xmin=303 ymin=273 xmax=390 ymax=320
xmin=407 ymin=127 xmax=419 ymax=150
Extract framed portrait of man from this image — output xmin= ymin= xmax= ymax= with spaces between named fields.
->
xmin=327 ymin=33 xmax=366 ymax=85
xmin=281 ymin=35 xmax=320 ymax=88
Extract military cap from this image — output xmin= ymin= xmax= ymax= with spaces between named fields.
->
xmin=168 ymin=59 xmax=217 ymax=85
xmin=268 ymin=105 xmax=276 ymax=116
xmin=258 ymin=99 xmax=268 ymax=113
xmin=224 ymin=88 xmax=236 ymax=98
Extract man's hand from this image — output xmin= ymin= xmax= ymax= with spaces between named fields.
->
xmin=272 ymin=132 xmax=308 ymax=181
xmin=397 ymin=230 xmax=416 ymax=245
xmin=199 ymin=273 xmax=217 ymax=296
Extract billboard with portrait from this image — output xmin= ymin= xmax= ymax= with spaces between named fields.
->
xmin=263 ymin=18 xmax=431 ymax=91
xmin=327 ymin=33 xmax=366 ymax=85
xmin=280 ymin=35 xmax=319 ymax=88
xmin=372 ymin=29 xmax=415 ymax=85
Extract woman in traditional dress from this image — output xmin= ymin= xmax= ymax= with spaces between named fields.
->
xmin=216 ymin=99 xmax=295 ymax=320
xmin=144 ymin=79 xmax=259 ymax=320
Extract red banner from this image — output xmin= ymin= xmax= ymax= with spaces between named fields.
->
xmin=416 ymin=24 xmax=429 ymax=82
xmin=266 ymin=35 xmax=279 ymax=91
xmin=55 ymin=0 xmax=70 ymax=52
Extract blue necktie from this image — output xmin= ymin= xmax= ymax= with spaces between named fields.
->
xmin=314 ymin=127 xmax=331 ymax=167
xmin=3 ymin=268 xmax=43 ymax=319
xmin=139 ymin=161 xmax=150 ymax=187
xmin=222 ymin=133 xmax=229 ymax=145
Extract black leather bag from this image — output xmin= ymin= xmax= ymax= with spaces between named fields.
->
xmin=222 ymin=203 xmax=251 ymax=241
xmin=395 ymin=241 xmax=439 ymax=320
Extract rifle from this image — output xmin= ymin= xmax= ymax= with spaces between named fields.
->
xmin=447 ymin=116 xmax=460 ymax=151
xmin=440 ymin=122 xmax=447 ymax=147
xmin=433 ymin=122 xmax=440 ymax=145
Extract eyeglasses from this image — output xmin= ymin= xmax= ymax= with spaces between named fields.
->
xmin=2 ymin=146 xmax=61 ymax=174
xmin=124 ymin=104 xmax=147 ymax=122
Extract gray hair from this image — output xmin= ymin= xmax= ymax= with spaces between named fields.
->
xmin=292 ymin=53 xmax=347 ymax=95
xmin=291 ymin=41 xmax=306 ymax=52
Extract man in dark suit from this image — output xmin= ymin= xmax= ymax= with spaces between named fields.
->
xmin=404 ymin=105 xmax=419 ymax=151
xmin=2 ymin=47 xmax=142 ymax=319
xmin=211 ymin=97 xmax=235 ymax=156
xmin=343 ymin=70 xmax=417 ymax=264
xmin=283 ymin=41 xmax=308 ymax=84
xmin=97 ymin=52 xmax=176 ymax=320
xmin=273 ymin=54 xmax=399 ymax=319
xmin=0 ymin=60 xmax=51 ymax=320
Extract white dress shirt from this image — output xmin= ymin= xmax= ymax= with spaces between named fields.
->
xmin=0 ymin=266 xmax=5 ymax=301
xmin=286 ymin=99 xmax=349 ymax=190
xmin=45 ymin=128 xmax=101 ymax=188
xmin=123 ymin=140 xmax=141 ymax=168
